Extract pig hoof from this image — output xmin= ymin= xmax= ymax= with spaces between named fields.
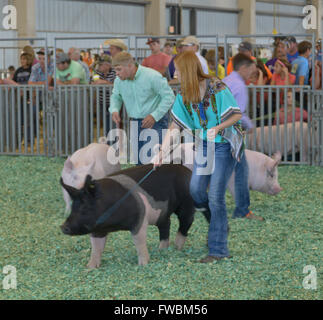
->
xmin=159 ymin=239 xmax=170 ymax=249
xmin=87 ymin=259 xmax=101 ymax=269
xmin=175 ymin=232 xmax=186 ymax=250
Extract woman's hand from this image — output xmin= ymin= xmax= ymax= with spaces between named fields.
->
xmin=207 ymin=126 xmax=220 ymax=141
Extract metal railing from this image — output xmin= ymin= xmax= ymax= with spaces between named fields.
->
xmin=1 ymin=83 xmax=322 ymax=166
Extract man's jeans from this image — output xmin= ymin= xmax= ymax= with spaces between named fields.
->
xmin=189 ymin=140 xmax=237 ymax=258
xmin=130 ymin=113 xmax=169 ymax=165
xmin=232 ymin=150 xmax=250 ymax=218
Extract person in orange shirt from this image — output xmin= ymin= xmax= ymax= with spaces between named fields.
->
xmin=227 ymin=41 xmax=272 ymax=80
xmin=141 ymin=38 xmax=172 ymax=76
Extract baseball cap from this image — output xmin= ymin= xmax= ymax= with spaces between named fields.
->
xmin=238 ymin=41 xmax=252 ymax=52
xmin=176 ymin=39 xmax=184 ymax=48
xmin=146 ymin=37 xmax=160 ymax=45
xmin=285 ymin=36 xmax=297 ymax=43
xmin=103 ymin=39 xmax=128 ymax=51
xmin=181 ymin=36 xmax=200 ymax=46
xmin=56 ymin=52 xmax=70 ymax=64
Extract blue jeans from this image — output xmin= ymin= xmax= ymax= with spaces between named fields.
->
xmin=232 ymin=150 xmax=250 ymax=218
xmin=190 ymin=140 xmax=237 ymax=257
xmin=130 ymin=113 xmax=169 ymax=165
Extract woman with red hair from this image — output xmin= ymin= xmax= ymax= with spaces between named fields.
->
xmin=155 ymin=51 xmax=243 ymax=262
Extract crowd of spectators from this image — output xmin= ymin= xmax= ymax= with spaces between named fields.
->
xmin=0 ymin=34 xmax=321 ymax=130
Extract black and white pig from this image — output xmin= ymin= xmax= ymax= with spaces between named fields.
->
xmin=60 ymin=164 xmax=195 ymax=268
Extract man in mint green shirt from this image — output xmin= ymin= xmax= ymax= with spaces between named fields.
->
xmin=109 ymin=52 xmax=175 ymax=165
xmin=56 ymin=52 xmax=88 ymax=85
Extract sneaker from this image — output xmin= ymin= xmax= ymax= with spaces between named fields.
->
xmin=199 ymin=255 xmax=232 ymax=263
xmin=245 ymin=211 xmax=265 ymax=221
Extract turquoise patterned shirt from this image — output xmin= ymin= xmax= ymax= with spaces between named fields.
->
xmin=171 ymin=78 xmax=242 ymax=143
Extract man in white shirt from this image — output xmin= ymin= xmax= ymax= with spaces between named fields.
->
xmin=181 ymin=36 xmax=209 ymax=74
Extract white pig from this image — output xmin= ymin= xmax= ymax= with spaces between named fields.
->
xmin=61 ymin=142 xmax=121 ymax=214
xmin=161 ymin=142 xmax=282 ymax=196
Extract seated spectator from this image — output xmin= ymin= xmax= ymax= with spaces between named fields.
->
xmin=285 ymin=36 xmax=299 ymax=63
xmin=92 ymin=55 xmax=116 ymax=136
xmin=7 ymin=65 xmax=15 ymax=80
xmin=227 ymin=41 xmax=272 ymax=80
xmin=291 ymin=41 xmax=312 ymax=86
xmin=266 ymin=40 xmax=287 ymax=74
xmin=56 ymin=52 xmax=88 ymax=85
xmin=167 ymin=39 xmax=184 ymax=81
xmin=204 ymin=49 xmax=225 ymax=79
xmin=181 ymin=36 xmax=209 ymax=74
xmin=163 ymin=41 xmax=174 ymax=57
xmin=28 ymin=48 xmax=54 ymax=86
xmin=68 ymin=47 xmax=91 ymax=83
xmin=142 ymin=37 xmax=172 ymax=76
xmin=274 ymin=89 xmax=308 ymax=125
xmin=271 ymin=58 xmax=295 ymax=86
xmin=22 ymin=45 xmax=38 ymax=66
xmin=104 ymin=39 xmax=128 ymax=58
xmin=13 ymin=52 xmax=33 ymax=84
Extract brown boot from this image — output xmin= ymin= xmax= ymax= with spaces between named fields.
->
xmin=199 ymin=255 xmax=232 ymax=263
xmin=245 ymin=211 xmax=265 ymax=221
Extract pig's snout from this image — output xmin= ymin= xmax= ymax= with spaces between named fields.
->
xmin=270 ymin=185 xmax=283 ymax=195
xmin=61 ymin=224 xmax=72 ymax=235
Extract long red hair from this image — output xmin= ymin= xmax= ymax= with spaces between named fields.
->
xmin=174 ymin=51 xmax=212 ymax=104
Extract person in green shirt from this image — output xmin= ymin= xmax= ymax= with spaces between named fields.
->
xmin=109 ymin=51 xmax=175 ymax=165
xmin=56 ymin=52 xmax=88 ymax=85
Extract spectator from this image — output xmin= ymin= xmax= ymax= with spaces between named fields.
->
xmin=266 ymin=41 xmax=287 ymax=74
xmin=92 ymin=55 xmax=116 ymax=136
xmin=181 ymin=36 xmax=209 ymax=74
xmin=141 ymin=37 xmax=172 ymax=76
xmin=7 ymin=65 xmax=15 ymax=80
xmin=248 ymin=59 xmax=270 ymax=86
xmin=315 ymin=38 xmax=322 ymax=63
xmin=109 ymin=52 xmax=175 ymax=165
xmin=83 ymin=49 xmax=94 ymax=70
xmin=274 ymin=89 xmax=308 ymax=125
xmin=291 ymin=41 xmax=312 ymax=86
xmin=104 ymin=39 xmax=128 ymax=58
xmin=205 ymin=49 xmax=225 ymax=79
xmin=163 ymin=41 xmax=174 ymax=57
xmin=28 ymin=48 xmax=54 ymax=86
xmin=285 ymin=36 xmax=299 ymax=63
xmin=68 ymin=47 xmax=91 ymax=83
xmin=271 ymin=58 xmax=295 ymax=85
xmin=13 ymin=52 xmax=33 ymax=84
xmin=22 ymin=45 xmax=38 ymax=66
xmin=56 ymin=52 xmax=88 ymax=85
xmin=312 ymin=60 xmax=322 ymax=89
xmin=227 ymin=41 xmax=272 ymax=80
xmin=167 ymin=39 xmax=184 ymax=81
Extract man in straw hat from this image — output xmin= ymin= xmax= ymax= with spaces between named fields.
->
xmin=104 ymin=39 xmax=128 ymax=58
xmin=109 ymin=52 xmax=175 ymax=165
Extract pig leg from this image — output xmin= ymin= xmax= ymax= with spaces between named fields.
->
xmin=87 ymin=235 xmax=107 ymax=269
xmin=157 ymin=217 xmax=171 ymax=249
xmin=131 ymin=220 xmax=149 ymax=266
xmin=175 ymin=204 xmax=195 ymax=250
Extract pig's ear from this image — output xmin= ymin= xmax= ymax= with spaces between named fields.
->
xmin=60 ymin=177 xmax=81 ymax=199
xmin=272 ymin=151 xmax=282 ymax=167
xmin=84 ymin=174 xmax=96 ymax=197
xmin=64 ymin=157 xmax=74 ymax=172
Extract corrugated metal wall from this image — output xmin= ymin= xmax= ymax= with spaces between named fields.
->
xmin=36 ymin=0 xmax=145 ymax=35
